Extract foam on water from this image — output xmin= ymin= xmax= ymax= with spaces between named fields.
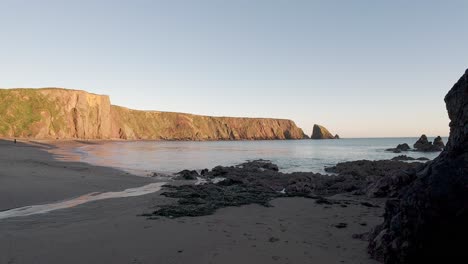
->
xmin=0 ymin=182 xmax=166 ymax=220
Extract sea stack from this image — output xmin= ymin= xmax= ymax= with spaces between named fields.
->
xmin=311 ymin=124 xmax=338 ymax=139
xmin=433 ymin=136 xmax=445 ymax=149
xmin=413 ymin=134 xmax=443 ymax=152
xmin=369 ymin=69 xmax=468 ymax=263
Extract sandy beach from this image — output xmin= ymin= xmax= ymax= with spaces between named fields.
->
xmin=0 ymin=140 xmax=382 ymax=264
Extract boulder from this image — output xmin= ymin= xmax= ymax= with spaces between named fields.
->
xmin=369 ymin=69 xmax=468 ymax=263
xmin=311 ymin=124 xmax=336 ymax=139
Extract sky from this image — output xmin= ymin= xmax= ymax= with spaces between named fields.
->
xmin=0 ymin=0 xmax=467 ymax=138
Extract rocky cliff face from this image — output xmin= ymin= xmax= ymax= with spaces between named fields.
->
xmin=110 ymin=106 xmax=306 ymax=140
xmin=368 ymin=69 xmax=468 ymax=263
xmin=0 ymin=88 xmax=307 ymax=140
xmin=310 ymin=124 xmax=337 ymax=139
xmin=0 ymin=88 xmax=111 ymax=139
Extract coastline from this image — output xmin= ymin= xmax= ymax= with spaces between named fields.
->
xmin=0 ymin=139 xmax=154 ymax=210
xmin=1 ymin=140 xmax=382 ymax=264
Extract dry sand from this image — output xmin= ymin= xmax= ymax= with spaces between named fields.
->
xmin=0 ymin=139 xmax=381 ymax=264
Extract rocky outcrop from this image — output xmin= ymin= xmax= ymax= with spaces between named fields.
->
xmin=0 ymin=88 xmax=307 ymax=140
xmin=147 ymin=159 xmax=423 ymax=218
xmin=413 ymin=134 xmax=442 ymax=152
xmin=334 ymin=134 xmax=340 ymax=139
xmin=311 ymin=124 xmax=337 ymax=139
xmin=391 ymin=155 xmax=429 ymax=161
xmin=368 ymin=69 xmax=468 ymax=263
xmin=433 ymin=136 xmax=445 ymax=149
xmin=386 ymin=143 xmax=411 ymax=153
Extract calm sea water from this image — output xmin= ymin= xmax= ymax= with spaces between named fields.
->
xmin=59 ymin=137 xmax=445 ymax=175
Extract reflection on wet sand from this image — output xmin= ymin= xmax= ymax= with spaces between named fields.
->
xmin=0 ymin=182 xmax=166 ymax=220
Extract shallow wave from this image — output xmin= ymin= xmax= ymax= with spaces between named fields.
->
xmin=0 ymin=182 xmax=166 ymax=220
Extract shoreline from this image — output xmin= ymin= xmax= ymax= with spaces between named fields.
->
xmin=0 ymin=139 xmax=384 ymax=264
xmin=0 ymin=139 xmax=155 ymax=211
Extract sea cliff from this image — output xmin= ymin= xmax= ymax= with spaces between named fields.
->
xmin=0 ymin=88 xmax=307 ymax=140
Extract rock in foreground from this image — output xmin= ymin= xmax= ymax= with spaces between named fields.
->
xmin=147 ymin=159 xmax=423 ymax=218
xmin=369 ymin=69 xmax=468 ymax=263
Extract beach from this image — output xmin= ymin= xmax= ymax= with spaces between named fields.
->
xmin=0 ymin=140 xmax=381 ymax=264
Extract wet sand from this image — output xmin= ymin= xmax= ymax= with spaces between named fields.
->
xmin=0 ymin=139 xmax=381 ymax=264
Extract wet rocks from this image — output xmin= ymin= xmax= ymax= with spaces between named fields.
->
xmin=153 ymin=183 xmax=279 ymax=217
xmin=391 ymin=155 xmax=429 ymax=161
xmin=324 ymin=160 xmax=422 ymax=179
xmin=148 ymin=158 xmax=425 ymax=218
xmin=368 ymin=69 xmax=468 ymax=263
xmin=175 ymin=170 xmax=199 ymax=180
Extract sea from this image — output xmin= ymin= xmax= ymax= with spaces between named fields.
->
xmin=53 ymin=137 xmax=446 ymax=176
xmin=0 ymin=137 xmax=446 ymax=219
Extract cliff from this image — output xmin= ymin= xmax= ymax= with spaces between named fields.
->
xmin=0 ymin=88 xmax=111 ymax=139
xmin=368 ymin=69 xmax=468 ymax=263
xmin=0 ymin=88 xmax=307 ymax=140
xmin=310 ymin=124 xmax=337 ymax=139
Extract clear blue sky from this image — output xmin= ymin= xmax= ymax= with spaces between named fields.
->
xmin=1 ymin=0 xmax=467 ymax=137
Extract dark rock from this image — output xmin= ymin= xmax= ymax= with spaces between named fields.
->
xmin=413 ymin=134 xmax=429 ymax=148
xmin=366 ymin=168 xmax=419 ymax=198
xmin=148 ymin=159 xmax=421 ymax=218
xmin=433 ymin=136 xmax=445 ymax=149
xmin=391 ymin=155 xmax=429 ymax=162
xmin=311 ymin=124 xmax=337 ymax=139
xmin=334 ymin=223 xmax=348 ymax=228
xmin=175 ymin=169 xmax=199 ymax=180
xmin=200 ymin=169 xmax=209 ymax=175
xmin=386 ymin=143 xmax=411 ymax=153
xmin=325 ymin=160 xmax=422 ymax=179
xmin=416 ymin=157 xmax=430 ymax=161
xmin=369 ymin=69 xmax=468 ymax=263
xmin=413 ymin=135 xmax=442 ymax=152
xmin=391 ymin=155 xmax=415 ymax=161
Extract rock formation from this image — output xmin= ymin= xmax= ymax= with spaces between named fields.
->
xmin=433 ymin=136 xmax=445 ymax=149
xmin=0 ymin=88 xmax=307 ymax=140
xmin=334 ymin=134 xmax=340 ymax=139
xmin=369 ymin=69 xmax=468 ymax=263
xmin=310 ymin=124 xmax=337 ymax=139
xmin=413 ymin=134 xmax=442 ymax=152
xmin=147 ymin=159 xmax=422 ymax=218
xmin=386 ymin=143 xmax=411 ymax=153
xmin=391 ymin=155 xmax=429 ymax=161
